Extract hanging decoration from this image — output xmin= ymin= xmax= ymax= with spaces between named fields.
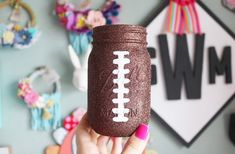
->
xmin=0 ymin=0 xmax=40 ymax=49
xmin=17 ymin=66 xmax=61 ymax=130
xmin=146 ymin=0 xmax=235 ymax=146
xmin=55 ymin=0 xmax=121 ymax=55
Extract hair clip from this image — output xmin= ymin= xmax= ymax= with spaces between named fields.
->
xmin=17 ymin=66 xmax=61 ymax=130
xmin=0 ymin=0 xmax=40 ymax=49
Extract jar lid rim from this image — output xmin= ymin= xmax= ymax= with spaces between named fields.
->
xmin=93 ymin=24 xmax=146 ymax=33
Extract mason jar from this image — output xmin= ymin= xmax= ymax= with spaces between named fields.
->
xmin=88 ymin=24 xmax=151 ymax=137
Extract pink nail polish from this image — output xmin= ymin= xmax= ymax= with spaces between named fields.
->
xmin=135 ymin=123 xmax=149 ymax=140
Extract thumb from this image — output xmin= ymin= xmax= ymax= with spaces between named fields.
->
xmin=122 ymin=124 xmax=150 ymax=154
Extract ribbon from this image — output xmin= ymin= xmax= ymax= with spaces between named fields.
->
xmin=166 ymin=0 xmax=201 ymax=34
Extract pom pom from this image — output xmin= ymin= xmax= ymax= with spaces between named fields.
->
xmin=106 ymin=19 xmax=112 ymax=25
xmin=63 ymin=115 xmax=79 ymax=131
xmin=112 ymin=10 xmax=119 ymax=16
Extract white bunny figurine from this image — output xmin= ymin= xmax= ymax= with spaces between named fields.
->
xmin=68 ymin=44 xmax=92 ymax=92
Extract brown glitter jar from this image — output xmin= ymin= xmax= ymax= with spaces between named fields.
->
xmin=88 ymin=24 xmax=151 ymax=137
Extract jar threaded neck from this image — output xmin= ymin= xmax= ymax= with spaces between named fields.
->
xmin=92 ymin=24 xmax=147 ymax=44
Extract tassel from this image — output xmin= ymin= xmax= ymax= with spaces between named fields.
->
xmin=31 ymin=108 xmax=40 ymax=130
xmin=52 ymin=99 xmax=61 ymax=129
xmin=30 ymin=93 xmax=61 ymax=130
xmin=69 ymin=32 xmax=92 ymax=55
xmin=166 ymin=0 xmax=201 ymax=34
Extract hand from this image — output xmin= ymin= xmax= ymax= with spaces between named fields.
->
xmin=76 ymin=113 xmax=150 ymax=154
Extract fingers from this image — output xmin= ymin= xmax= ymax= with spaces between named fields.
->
xmin=122 ymin=124 xmax=150 ymax=154
xmin=111 ymin=137 xmax=123 ymax=154
xmin=77 ymin=113 xmax=96 ymax=144
xmin=76 ymin=113 xmax=91 ymax=153
xmin=90 ymin=129 xmax=99 ymax=144
xmin=77 ymin=113 xmax=90 ymax=131
xmin=97 ymin=136 xmax=110 ymax=154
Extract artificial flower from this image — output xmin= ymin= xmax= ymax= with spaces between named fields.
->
xmin=35 ymin=97 xmax=46 ymax=108
xmin=17 ymin=89 xmax=25 ymax=98
xmin=14 ymin=25 xmax=22 ymax=31
xmin=28 ymin=28 xmax=38 ymax=37
xmin=2 ymin=30 xmax=15 ymax=45
xmin=86 ymin=10 xmax=106 ymax=28
xmin=65 ymin=11 xmax=75 ymax=30
xmin=43 ymin=109 xmax=52 ymax=120
xmin=58 ymin=13 xmax=65 ymax=18
xmin=24 ymin=90 xmax=39 ymax=106
xmin=58 ymin=12 xmax=66 ymax=19
xmin=59 ymin=13 xmax=68 ymax=25
xmin=102 ymin=1 xmax=121 ymax=25
xmin=15 ymin=29 xmax=32 ymax=45
xmin=46 ymin=100 xmax=54 ymax=108
xmin=56 ymin=5 xmax=67 ymax=14
xmin=18 ymin=80 xmax=33 ymax=98
xmin=75 ymin=14 xmax=86 ymax=29
xmin=18 ymin=80 xmax=30 ymax=91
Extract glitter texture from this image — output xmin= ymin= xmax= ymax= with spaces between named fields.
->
xmin=88 ymin=24 xmax=151 ymax=137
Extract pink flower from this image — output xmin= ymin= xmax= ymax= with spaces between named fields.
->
xmin=66 ymin=11 xmax=76 ymax=30
xmin=18 ymin=83 xmax=23 ymax=89
xmin=24 ymin=91 xmax=39 ymax=106
xmin=86 ymin=10 xmax=106 ymax=28
xmin=56 ymin=5 xmax=66 ymax=14
xmin=18 ymin=82 xmax=30 ymax=91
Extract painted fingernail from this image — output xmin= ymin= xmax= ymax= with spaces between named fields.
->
xmin=135 ymin=123 xmax=149 ymax=140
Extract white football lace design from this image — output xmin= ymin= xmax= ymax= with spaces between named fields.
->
xmin=112 ymin=51 xmax=130 ymax=122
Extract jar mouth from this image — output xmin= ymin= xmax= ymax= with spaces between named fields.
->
xmin=93 ymin=24 xmax=146 ymax=34
xmin=93 ymin=24 xmax=147 ymax=44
